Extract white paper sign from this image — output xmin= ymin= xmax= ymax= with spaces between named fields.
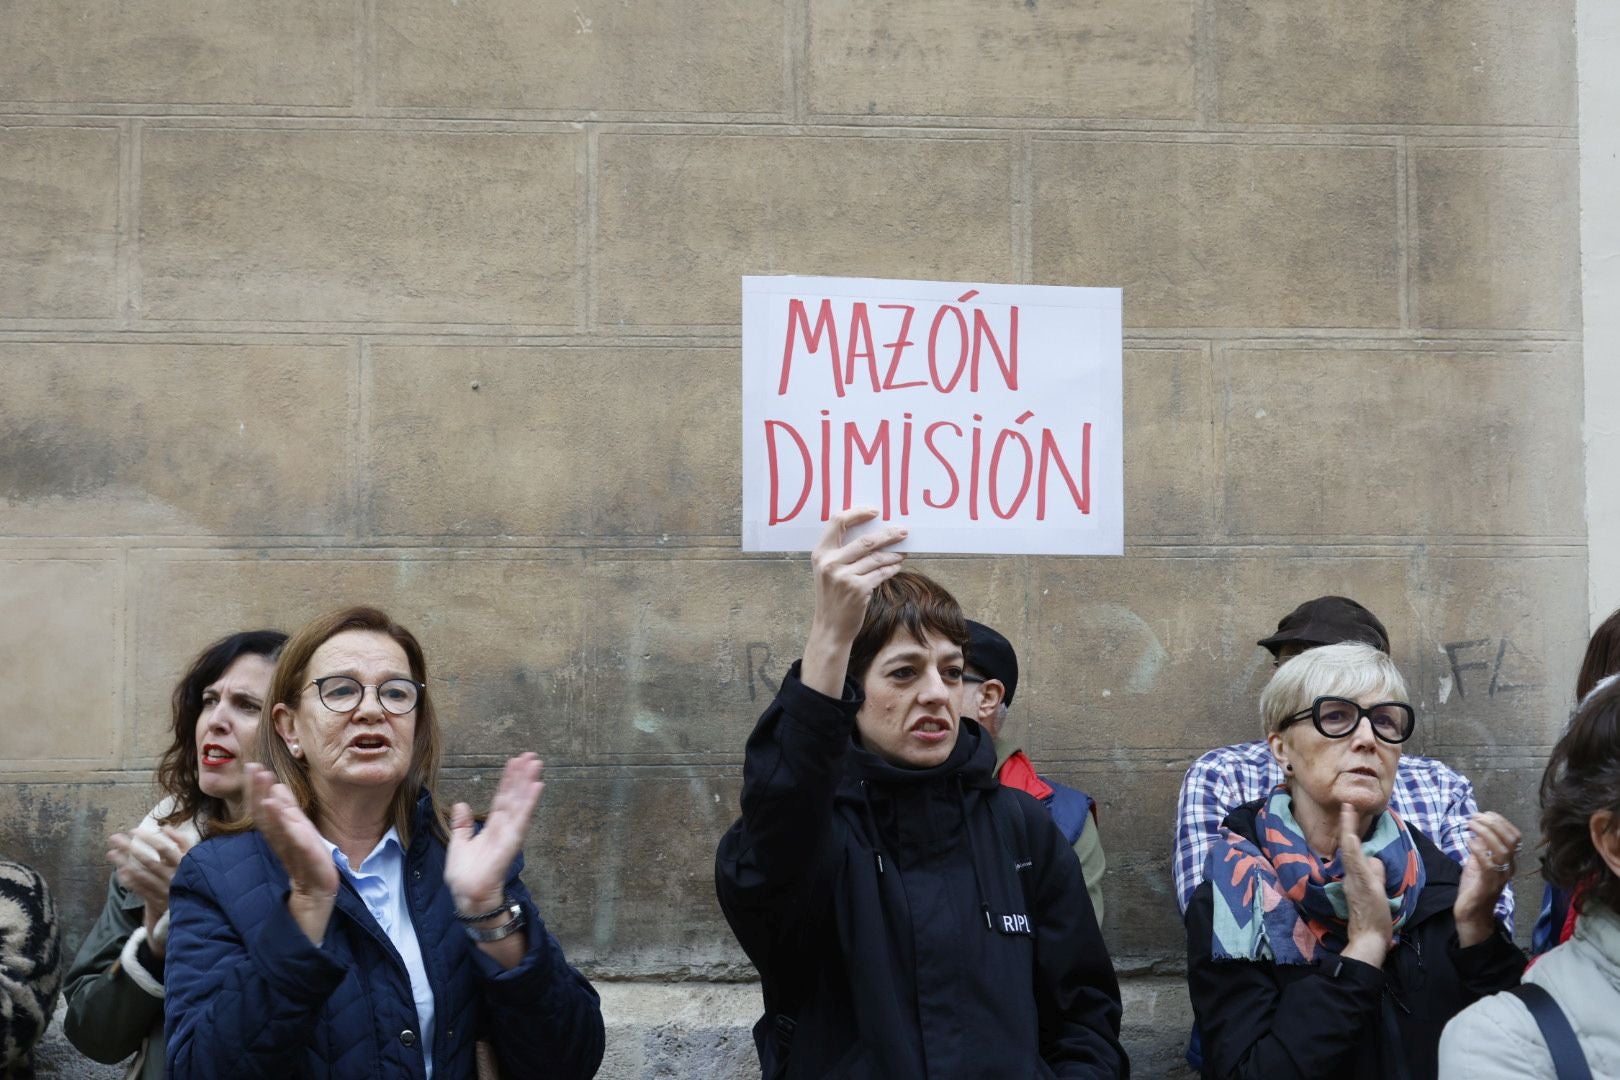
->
xmin=741 ymin=275 xmax=1123 ymax=555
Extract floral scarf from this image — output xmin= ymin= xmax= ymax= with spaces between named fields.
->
xmin=1208 ymin=786 xmax=1426 ymax=965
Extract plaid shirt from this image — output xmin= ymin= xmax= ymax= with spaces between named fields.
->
xmin=1173 ymin=740 xmax=1515 ymax=924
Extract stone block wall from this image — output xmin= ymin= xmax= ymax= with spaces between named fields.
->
xmin=0 ymin=1 xmax=1585 ymax=1073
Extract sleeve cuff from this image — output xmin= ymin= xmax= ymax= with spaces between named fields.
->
xmin=119 ymin=926 xmax=165 ymax=999
xmin=1323 ymin=953 xmax=1387 ymax=992
xmin=775 ymin=661 xmax=863 ymax=734
xmin=471 ymin=894 xmax=590 ymax=998
xmin=470 ymin=893 xmax=556 ymax=979
xmin=149 ymin=907 xmax=171 ymax=949
xmin=1449 ymin=926 xmax=1525 ymax=977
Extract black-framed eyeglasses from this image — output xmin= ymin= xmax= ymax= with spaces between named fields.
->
xmin=309 ymin=676 xmax=423 ymax=715
xmin=1279 ymin=696 xmax=1416 ymax=744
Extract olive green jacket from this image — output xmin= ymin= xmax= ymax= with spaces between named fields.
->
xmin=63 ymin=803 xmax=198 ymax=1080
xmin=62 ymin=872 xmax=164 ymax=1080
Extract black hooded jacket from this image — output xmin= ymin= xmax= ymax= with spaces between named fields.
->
xmin=715 ymin=664 xmax=1128 ymax=1079
xmin=1185 ymin=799 xmax=1526 ymax=1080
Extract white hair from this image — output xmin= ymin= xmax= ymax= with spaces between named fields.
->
xmin=1259 ymin=642 xmax=1409 ymax=737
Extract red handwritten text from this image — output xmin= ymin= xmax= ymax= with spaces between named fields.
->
xmin=779 ymin=291 xmax=1019 ymax=398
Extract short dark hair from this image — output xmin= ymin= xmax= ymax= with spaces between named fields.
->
xmin=1577 ymin=606 xmax=1620 ymax=702
xmin=847 ymin=571 xmax=968 ymax=684
xmin=1539 ymin=678 xmax=1620 ymax=915
xmin=156 ymin=629 xmax=287 ymax=831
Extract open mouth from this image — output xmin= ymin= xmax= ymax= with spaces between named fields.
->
xmin=200 ymin=744 xmax=235 ymax=767
xmin=910 ymin=718 xmax=951 ymax=742
xmin=349 ymin=734 xmax=390 ymax=753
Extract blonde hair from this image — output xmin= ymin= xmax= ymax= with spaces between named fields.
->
xmin=1260 ymin=642 xmax=1409 ymax=737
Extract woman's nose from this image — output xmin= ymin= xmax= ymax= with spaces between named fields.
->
xmin=353 ymin=684 xmax=388 ymax=719
xmin=1347 ymin=713 xmax=1379 ymax=748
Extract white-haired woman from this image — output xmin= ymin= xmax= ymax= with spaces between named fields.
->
xmin=1185 ymin=643 xmax=1524 ymax=1079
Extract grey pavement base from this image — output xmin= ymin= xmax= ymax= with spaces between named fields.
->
xmin=31 ymin=976 xmax=1193 ymax=1077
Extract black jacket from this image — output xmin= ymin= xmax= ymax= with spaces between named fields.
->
xmin=715 ymin=665 xmax=1127 ymax=1079
xmin=1185 ymin=800 xmax=1525 ymax=1080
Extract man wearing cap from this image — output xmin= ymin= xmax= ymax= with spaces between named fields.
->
xmin=963 ymin=620 xmax=1107 ymax=925
xmin=1171 ymin=596 xmax=1513 ymax=924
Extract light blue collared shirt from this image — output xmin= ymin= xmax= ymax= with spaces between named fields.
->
xmin=323 ymin=828 xmax=435 ymax=1076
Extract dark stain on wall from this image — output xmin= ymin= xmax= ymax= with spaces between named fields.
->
xmin=0 ymin=417 xmax=135 ymax=500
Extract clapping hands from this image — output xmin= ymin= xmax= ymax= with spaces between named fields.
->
xmin=445 ymin=752 xmax=545 ymax=917
xmin=246 ymin=762 xmax=340 ymax=944
xmin=107 ymin=824 xmax=195 ymax=955
xmin=1338 ymin=802 xmax=1395 ymax=968
xmin=1454 ymin=810 xmax=1520 ymax=947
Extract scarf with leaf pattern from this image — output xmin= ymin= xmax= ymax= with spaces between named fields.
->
xmin=1207 ymin=786 xmax=1425 ymax=965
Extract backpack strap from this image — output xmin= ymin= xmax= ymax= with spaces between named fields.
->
xmin=1508 ymin=983 xmax=1593 ymax=1080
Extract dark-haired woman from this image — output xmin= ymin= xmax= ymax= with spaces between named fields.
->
xmin=715 ymin=508 xmax=1127 ymax=1079
xmin=1529 ymin=606 xmax=1620 ymax=956
xmin=64 ymin=629 xmax=286 ymax=1079
xmin=1439 ymin=678 xmax=1620 ymax=1076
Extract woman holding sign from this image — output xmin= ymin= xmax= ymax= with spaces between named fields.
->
xmin=715 ymin=508 xmax=1127 ymax=1079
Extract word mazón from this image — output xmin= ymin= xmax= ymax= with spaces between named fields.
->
xmin=764 ymin=293 xmax=1092 ymax=524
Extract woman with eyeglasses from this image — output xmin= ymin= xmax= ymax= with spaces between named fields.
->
xmin=1184 ymin=642 xmax=1524 ymax=1080
xmin=162 ymin=606 xmax=603 ymax=1079
xmin=63 ymin=628 xmax=285 ymax=1080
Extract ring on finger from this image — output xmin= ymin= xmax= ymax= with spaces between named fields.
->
xmin=1492 ymin=861 xmax=1512 ymax=873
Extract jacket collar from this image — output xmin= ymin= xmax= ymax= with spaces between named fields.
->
xmin=996 ymin=750 xmax=1053 ymax=800
xmin=1573 ymin=901 xmax=1620 ymax=977
xmin=843 ymin=716 xmax=998 ymax=791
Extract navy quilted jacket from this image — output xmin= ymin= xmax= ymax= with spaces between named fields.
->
xmin=164 ymin=792 xmax=604 ymax=1079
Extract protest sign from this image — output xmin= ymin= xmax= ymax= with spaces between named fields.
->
xmin=741 ymin=275 xmax=1123 ymax=555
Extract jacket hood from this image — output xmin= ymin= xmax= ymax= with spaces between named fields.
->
xmin=842 ymin=716 xmax=999 ymax=791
